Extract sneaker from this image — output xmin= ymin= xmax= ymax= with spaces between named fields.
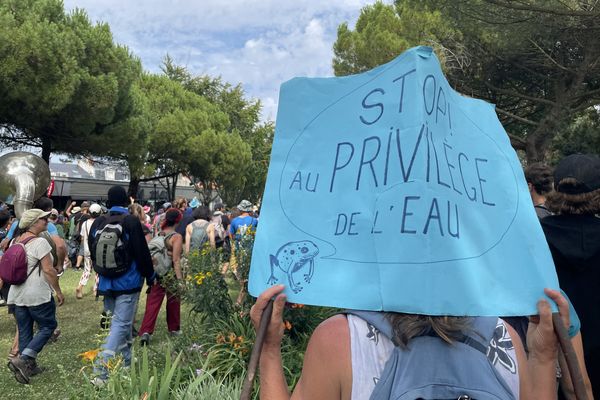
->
xmin=49 ymin=328 xmax=61 ymax=343
xmin=30 ymin=361 xmax=45 ymax=376
xmin=0 ymin=299 xmax=6 ymax=307
xmin=169 ymin=330 xmax=182 ymax=337
xmin=139 ymin=332 xmax=150 ymax=347
xmin=8 ymin=357 xmax=33 ymax=384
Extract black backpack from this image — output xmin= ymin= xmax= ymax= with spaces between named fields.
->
xmin=91 ymin=214 xmax=131 ymax=278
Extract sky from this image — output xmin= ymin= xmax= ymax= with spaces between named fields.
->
xmin=62 ymin=0 xmax=378 ymax=121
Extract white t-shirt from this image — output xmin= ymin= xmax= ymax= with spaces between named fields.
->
xmin=7 ymin=237 xmax=54 ymax=307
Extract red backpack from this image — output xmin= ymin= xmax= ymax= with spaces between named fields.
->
xmin=0 ymin=236 xmax=39 ymax=285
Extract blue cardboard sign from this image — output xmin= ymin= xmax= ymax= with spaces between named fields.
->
xmin=249 ymin=46 xmax=559 ymax=316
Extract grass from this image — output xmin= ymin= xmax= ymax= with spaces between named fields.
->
xmin=0 ymin=268 xmax=184 ymax=399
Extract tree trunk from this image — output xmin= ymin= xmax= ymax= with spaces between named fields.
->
xmin=128 ymin=176 xmax=140 ymax=199
xmin=170 ymin=174 xmax=178 ymax=200
xmin=41 ymin=136 xmax=52 ymax=164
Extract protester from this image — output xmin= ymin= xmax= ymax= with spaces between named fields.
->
xmin=229 ymin=200 xmax=258 ymax=247
xmin=251 ymin=284 xmax=570 ymax=399
xmin=139 ymin=208 xmax=184 ymax=346
xmin=541 ymin=153 xmax=600 ymax=396
xmin=88 ymin=186 xmax=153 ymax=385
xmin=6 ymin=209 xmax=64 ymax=384
xmin=524 ymin=163 xmax=554 ymax=219
xmin=184 ymin=206 xmax=216 ymax=255
xmin=129 ymin=203 xmax=152 ymax=241
xmin=212 ymin=203 xmax=230 ymax=251
xmin=174 ymin=197 xmax=193 ymax=237
xmin=75 ymin=203 xmax=102 ymax=299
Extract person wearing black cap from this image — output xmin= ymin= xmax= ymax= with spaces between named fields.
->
xmin=87 ymin=186 xmax=153 ymax=385
xmin=541 ymin=153 xmax=600 ymax=397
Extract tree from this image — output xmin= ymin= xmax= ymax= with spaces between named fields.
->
xmin=552 ymin=107 xmax=600 ymax=161
xmin=163 ymin=59 xmax=274 ymax=206
xmin=0 ymin=0 xmax=141 ymax=162
xmin=333 ymin=0 xmax=600 ymax=162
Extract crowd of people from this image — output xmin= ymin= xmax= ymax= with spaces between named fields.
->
xmin=0 ymin=153 xmax=598 ymax=399
xmin=0 ymin=185 xmax=260 ymax=386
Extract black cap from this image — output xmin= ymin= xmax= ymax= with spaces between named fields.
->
xmin=554 ymin=154 xmax=600 ymax=195
xmin=107 ymin=186 xmax=129 ymax=208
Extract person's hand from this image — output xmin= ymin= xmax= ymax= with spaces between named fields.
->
xmin=527 ymin=288 xmax=569 ymax=363
xmin=71 ymin=201 xmax=76 ymax=206
xmin=250 ymin=284 xmax=287 ymax=350
xmin=55 ymin=290 xmax=65 ymax=306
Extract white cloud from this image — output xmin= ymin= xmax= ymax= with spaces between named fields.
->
xmin=63 ymin=0 xmax=380 ymax=120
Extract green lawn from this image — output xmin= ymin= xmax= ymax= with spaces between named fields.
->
xmin=0 ymin=268 xmax=182 ymax=399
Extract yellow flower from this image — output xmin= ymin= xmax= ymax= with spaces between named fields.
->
xmin=228 ymin=332 xmax=237 ymax=343
xmin=216 ymin=333 xmax=226 ymax=344
xmin=78 ymin=349 xmax=100 ymax=362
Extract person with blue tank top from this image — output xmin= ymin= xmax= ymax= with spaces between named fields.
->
xmin=87 ymin=186 xmax=154 ymax=385
xmin=250 ymin=285 xmax=575 ymax=400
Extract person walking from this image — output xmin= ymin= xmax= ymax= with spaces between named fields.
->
xmin=184 ymin=206 xmax=216 ymax=256
xmin=139 ymin=208 xmax=184 ymax=346
xmin=88 ymin=186 xmax=153 ymax=385
xmin=75 ymin=204 xmax=102 ymax=299
xmin=6 ymin=209 xmax=64 ymax=384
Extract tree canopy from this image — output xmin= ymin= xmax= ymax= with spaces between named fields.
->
xmin=333 ymin=0 xmax=600 ymax=162
xmin=0 ymin=0 xmax=141 ymax=162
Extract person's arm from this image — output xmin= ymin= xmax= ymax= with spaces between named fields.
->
xmin=171 ymin=233 xmax=183 ymax=280
xmin=185 ymin=224 xmax=193 ymax=255
xmin=65 ymin=201 xmax=75 ymax=218
xmin=40 ymin=253 xmax=64 ymax=306
xmin=250 ymin=285 xmax=350 ymax=400
xmin=207 ymin=223 xmax=216 ymax=249
xmin=522 ymin=288 xmax=570 ymax=400
xmin=51 ymin=236 xmax=67 ymax=274
xmin=557 ymin=332 xmax=593 ymax=400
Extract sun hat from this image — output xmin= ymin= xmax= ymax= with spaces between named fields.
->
xmin=19 ymin=209 xmax=51 ymax=229
xmin=71 ymin=206 xmax=81 ymax=214
xmin=554 ymin=154 xmax=600 ymax=195
xmin=237 ymin=200 xmax=253 ymax=212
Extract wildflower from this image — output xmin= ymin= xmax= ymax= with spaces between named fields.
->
xmin=284 ymin=320 xmax=292 ymax=331
xmin=291 ymin=303 xmax=305 ymax=309
xmin=228 ymin=332 xmax=237 ymax=343
xmin=195 ymin=368 xmax=204 ymax=377
xmin=78 ymin=349 xmax=100 ymax=362
xmin=216 ymin=333 xmax=226 ymax=344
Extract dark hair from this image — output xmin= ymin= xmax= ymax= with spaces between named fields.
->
xmin=192 ymin=206 xmax=211 ymax=221
xmin=546 ymin=185 xmax=600 ymax=215
xmin=214 ymin=203 xmax=224 ymax=211
xmin=161 ymin=208 xmax=182 ymax=229
xmin=385 ymin=313 xmax=472 ymax=348
xmin=524 ymin=163 xmax=553 ymax=195
xmin=0 ymin=210 xmax=10 ymax=229
xmin=107 ymin=186 xmax=129 ymax=208
xmin=33 ymin=197 xmax=54 ymax=212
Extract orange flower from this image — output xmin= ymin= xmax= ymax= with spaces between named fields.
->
xmin=291 ymin=303 xmax=305 ymax=309
xmin=78 ymin=349 xmax=100 ymax=362
xmin=284 ymin=320 xmax=292 ymax=331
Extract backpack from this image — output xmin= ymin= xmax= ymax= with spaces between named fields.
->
xmin=189 ymin=220 xmax=210 ymax=251
xmin=211 ymin=214 xmax=226 ymax=242
xmin=148 ymin=231 xmax=177 ymax=277
xmin=0 ymin=236 xmax=40 ymax=285
xmin=345 ymin=311 xmax=516 ymax=400
xmin=91 ymin=214 xmax=130 ymax=278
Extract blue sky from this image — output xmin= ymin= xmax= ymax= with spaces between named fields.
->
xmin=62 ymin=0 xmax=378 ymax=121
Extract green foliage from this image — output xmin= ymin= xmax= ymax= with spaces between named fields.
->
xmin=552 ymin=108 xmax=600 ymax=161
xmin=0 ymin=0 xmax=141 ymax=161
xmin=182 ymin=248 xmax=233 ymax=320
xmin=333 ymin=0 xmax=600 ymax=162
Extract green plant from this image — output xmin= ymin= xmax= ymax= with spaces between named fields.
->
xmin=181 ymin=247 xmax=233 ymax=320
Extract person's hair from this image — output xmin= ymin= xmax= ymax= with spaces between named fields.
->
xmin=161 ymin=208 xmax=182 ymax=229
xmin=33 ymin=197 xmax=54 ymax=212
xmin=524 ymin=163 xmax=553 ymax=195
xmin=192 ymin=206 xmax=211 ymax=221
xmin=173 ymin=197 xmax=187 ymax=210
xmin=129 ymin=203 xmax=146 ymax=224
xmin=214 ymin=203 xmax=224 ymax=211
xmin=0 ymin=210 xmax=10 ymax=229
xmin=546 ymin=183 xmax=600 ymax=215
xmin=385 ymin=313 xmax=472 ymax=348
xmin=230 ymin=209 xmax=241 ymax=219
